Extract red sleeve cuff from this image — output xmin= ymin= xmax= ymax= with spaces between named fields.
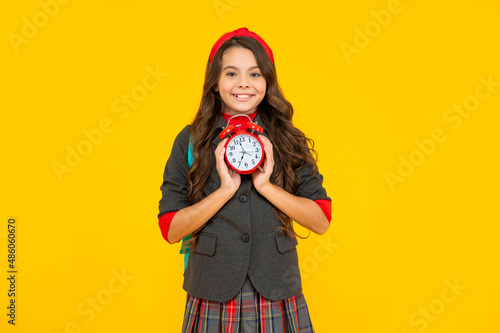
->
xmin=314 ymin=199 xmax=332 ymax=223
xmin=158 ymin=211 xmax=178 ymax=244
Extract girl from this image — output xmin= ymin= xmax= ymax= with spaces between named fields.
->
xmin=158 ymin=27 xmax=331 ymax=332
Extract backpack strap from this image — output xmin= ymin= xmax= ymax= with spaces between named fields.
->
xmin=179 ymin=135 xmax=193 ymax=271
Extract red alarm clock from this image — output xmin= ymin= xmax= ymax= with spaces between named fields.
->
xmin=219 ymin=115 xmax=265 ymax=175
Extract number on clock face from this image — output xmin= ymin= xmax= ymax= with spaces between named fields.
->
xmin=226 ymin=134 xmax=263 ymax=172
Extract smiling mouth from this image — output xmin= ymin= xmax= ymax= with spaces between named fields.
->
xmin=232 ymin=94 xmax=254 ymax=101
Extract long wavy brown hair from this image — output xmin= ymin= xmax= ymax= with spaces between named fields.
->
xmin=186 ymin=36 xmax=318 ymax=248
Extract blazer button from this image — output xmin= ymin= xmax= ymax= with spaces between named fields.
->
xmin=239 ymin=194 xmax=248 ymax=203
xmin=241 ymin=234 xmax=250 ymax=243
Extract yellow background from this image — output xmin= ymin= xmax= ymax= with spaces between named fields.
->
xmin=1 ymin=0 xmax=499 ymax=332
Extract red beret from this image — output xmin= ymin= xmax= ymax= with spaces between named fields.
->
xmin=208 ymin=27 xmax=274 ymax=65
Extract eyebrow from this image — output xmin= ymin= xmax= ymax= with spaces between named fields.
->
xmin=222 ymin=65 xmax=260 ymax=71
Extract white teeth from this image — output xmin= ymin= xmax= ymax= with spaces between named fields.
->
xmin=234 ymin=94 xmax=251 ymax=98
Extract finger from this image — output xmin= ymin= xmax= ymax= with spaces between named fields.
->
xmin=215 ymin=139 xmax=229 ymax=173
xmin=259 ymin=136 xmax=273 ymax=161
xmin=258 ymin=135 xmax=271 ymax=145
xmin=259 ymin=135 xmax=273 ymax=153
xmin=215 ymin=138 xmax=227 ymax=158
xmin=216 ymin=138 xmax=227 ymax=151
xmin=257 ymin=136 xmax=274 ymax=174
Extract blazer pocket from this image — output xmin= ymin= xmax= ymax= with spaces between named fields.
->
xmin=194 ymin=232 xmax=217 ymax=257
xmin=275 ymin=234 xmax=298 ymax=254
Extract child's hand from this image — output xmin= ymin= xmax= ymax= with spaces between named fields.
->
xmin=215 ymin=138 xmax=241 ymax=195
xmin=252 ymin=135 xmax=274 ymax=191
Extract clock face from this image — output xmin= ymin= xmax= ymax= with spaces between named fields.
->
xmin=225 ymin=133 xmax=264 ymax=174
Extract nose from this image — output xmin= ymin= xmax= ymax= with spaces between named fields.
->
xmin=237 ymin=78 xmax=249 ymax=88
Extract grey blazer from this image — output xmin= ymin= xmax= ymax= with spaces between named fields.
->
xmin=158 ymin=113 xmax=330 ymax=303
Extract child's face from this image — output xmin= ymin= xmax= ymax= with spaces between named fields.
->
xmin=216 ymin=47 xmax=266 ymax=116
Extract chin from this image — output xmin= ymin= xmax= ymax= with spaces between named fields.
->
xmin=225 ymin=106 xmax=258 ymax=115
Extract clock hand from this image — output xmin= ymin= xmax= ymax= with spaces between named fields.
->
xmin=239 ymin=142 xmax=254 ymax=156
xmin=238 ymin=142 xmax=251 ymax=157
xmin=239 ymin=141 xmax=246 ymax=153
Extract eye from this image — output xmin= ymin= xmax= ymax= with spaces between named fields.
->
xmin=226 ymin=72 xmax=236 ymax=77
xmin=250 ymin=73 xmax=261 ymax=77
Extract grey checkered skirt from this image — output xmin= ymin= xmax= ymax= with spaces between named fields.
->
xmin=182 ymin=276 xmax=315 ymax=332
